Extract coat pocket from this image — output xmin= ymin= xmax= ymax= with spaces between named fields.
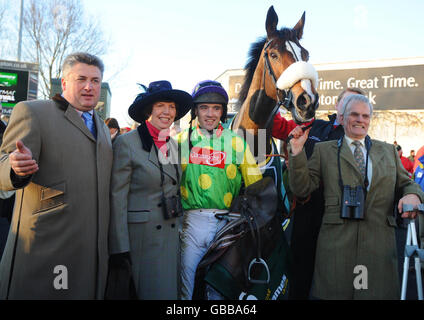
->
xmin=34 ymin=181 xmax=66 ymax=214
xmin=322 ymin=213 xmax=344 ymax=225
xmin=325 ymin=196 xmax=339 ymax=208
xmin=128 ymin=211 xmax=150 ymax=223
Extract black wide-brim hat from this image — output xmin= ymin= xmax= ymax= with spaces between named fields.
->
xmin=129 ymin=80 xmax=193 ymax=122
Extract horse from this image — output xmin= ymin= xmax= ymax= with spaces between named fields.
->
xmin=231 ymin=5 xmax=320 ymax=218
xmin=193 ymin=6 xmax=320 ymax=300
xmin=232 ymin=5 xmax=319 ymax=138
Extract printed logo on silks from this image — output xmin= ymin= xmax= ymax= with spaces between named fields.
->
xmin=189 ymin=147 xmax=227 ymax=169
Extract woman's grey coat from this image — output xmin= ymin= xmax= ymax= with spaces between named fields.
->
xmin=109 ymin=124 xmax=181 ymax=299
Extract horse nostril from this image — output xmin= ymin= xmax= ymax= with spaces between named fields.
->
xmin=296 ymin=93 xmax=311 ymax=110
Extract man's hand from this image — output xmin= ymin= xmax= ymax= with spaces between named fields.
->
xmin=289 ymin=126 xmax=311 ymax=156
xmin=398 ymin=194 xmax=421 ymax=219
xmin=9 ymin=140 xmax=39 ymax=177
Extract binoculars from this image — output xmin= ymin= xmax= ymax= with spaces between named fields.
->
xmin=340 ymin=185 xmax=365 ymax=220
xmin=161 ymin=195 xmax=183 ymax=220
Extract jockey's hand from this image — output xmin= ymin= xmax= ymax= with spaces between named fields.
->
xmin=289 ymin=126 xmax=310 ymax=156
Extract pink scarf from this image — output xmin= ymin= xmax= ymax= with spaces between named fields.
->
xmin=146 ymin=121 xmax=169 ymax=156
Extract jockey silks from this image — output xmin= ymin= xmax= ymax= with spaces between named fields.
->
xmin=176 ymin=124 xmax=262 ymax=211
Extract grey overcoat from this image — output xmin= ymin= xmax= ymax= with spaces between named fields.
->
xmin=289 ymin=137 xmax=424 ymax=299
xmin=0 ymin=97 xmax=112 ymax=299
xmin=109 ymin=123 xmax=181 ymax=299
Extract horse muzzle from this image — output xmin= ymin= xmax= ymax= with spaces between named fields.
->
xmin=291 ymin=93 xmax=319 ymax=124
xmin=276 ymin=61 xmax=319 ymax=124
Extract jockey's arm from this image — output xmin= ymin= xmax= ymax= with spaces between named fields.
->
xmin=239 ymin=142 xmax=263 ymax=187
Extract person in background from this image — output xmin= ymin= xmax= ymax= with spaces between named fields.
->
xmin=397 ymin=145 xmax=414 ymax=178
xmin=288 ymin=94 xmax=423 ymax=299
xmin=177 ymin=80 xmax=262 ymax=300
xmin=105 ymin=117 xmax=120 ymax=143
xmin=0 ymin=52 xmax=112 ymax=299
xmin=408 ymin=149 xmax=415 ymax=163
xmin=108 ymin=80 xmax=192 ymax=299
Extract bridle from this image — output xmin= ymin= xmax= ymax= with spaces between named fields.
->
xmin=262 ymin=39 xmax=317 ymax=128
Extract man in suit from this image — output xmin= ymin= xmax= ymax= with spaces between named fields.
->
xmin=0 ymin=52 xmax=112 ymax=299
xmin=286 ymin=88 xmax=365 ymax=299
xmin=288 ymin=94 xmax=423 ymax=299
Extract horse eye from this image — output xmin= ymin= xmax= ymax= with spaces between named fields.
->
xmin=270 ymin=52 xmax=278 ymax=59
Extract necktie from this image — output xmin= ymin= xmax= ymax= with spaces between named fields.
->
xmin=82 ymin=111 xmax=97 ymax=139
xmin=352 ymin=140 xmax=365 ymax=177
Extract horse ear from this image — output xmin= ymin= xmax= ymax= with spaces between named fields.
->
xmin=293 ymin=11 xmax=306 ymax=40
xmin=265 ymin=6 xmax=278 ymax=38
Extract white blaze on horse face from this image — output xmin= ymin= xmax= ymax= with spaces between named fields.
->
xmin=285 ymin=41 xmax=302 ymax=62
xmin=286 ymin=41 xmax=302 ymax=61
xmin=285 ymin=41 xmax=315 ymax=103
xmin=301 ymin=79 xmax=315 ymax=103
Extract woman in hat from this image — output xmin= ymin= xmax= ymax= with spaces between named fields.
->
xmin=107 ymin=80 xmax=192 ymax=300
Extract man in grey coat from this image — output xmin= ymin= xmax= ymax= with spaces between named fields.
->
xmin=288 ymin=94 xmax=424 ymax=299
xmin=0 ymin=52 xmax=112 ymax=299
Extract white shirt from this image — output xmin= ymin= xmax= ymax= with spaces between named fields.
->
xmin=344 ymin=135 xmax=373 ymax=190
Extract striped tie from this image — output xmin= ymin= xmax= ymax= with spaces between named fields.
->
xmin=352 ymin=140 xmax=365 ymax=177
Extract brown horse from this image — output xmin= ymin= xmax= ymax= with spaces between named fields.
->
xmin=232 ymin=6 xmax=319 ymax=158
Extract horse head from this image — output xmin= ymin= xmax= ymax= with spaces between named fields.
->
xmin=233 ymin=6 xmax=319 ymax=134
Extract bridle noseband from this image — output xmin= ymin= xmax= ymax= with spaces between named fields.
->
xmin=262 ymin=39 xmax=317 ymax=128
xmin=263 ymin=40 xmax=294 ymax=122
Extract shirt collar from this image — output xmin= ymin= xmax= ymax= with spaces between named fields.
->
xmin=61 ymin=94 xmax=94 ymax=117
xmin=344 ymin=135 xmax=365 ymax=147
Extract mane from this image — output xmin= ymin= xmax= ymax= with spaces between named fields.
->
xmin=236 ymin=28 xmax=297 ymax=109
xmin=236 ymin=37 xmax=266 ymax=109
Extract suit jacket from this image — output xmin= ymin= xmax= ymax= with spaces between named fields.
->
xmin=109 ymin=122 xmax=181 ymax=299
xmin=289 ymin=137 xmax=424 ymax=299
xmin=0 ymin=97 xmax=113 ymax=299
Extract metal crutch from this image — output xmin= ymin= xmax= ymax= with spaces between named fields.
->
xmin=400 ymin=204 xmax=424 ymax=300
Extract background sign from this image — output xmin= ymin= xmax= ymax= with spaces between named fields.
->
xmin=315 ymin=64 xmax=424 ymax=110
xmin=0 ymin=60 xmax=39 ymax=116
xmin=221 ymin=63 xmax=424 ymax=111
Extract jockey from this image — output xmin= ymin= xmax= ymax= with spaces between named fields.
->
xmin=177 ymin=80 xmax=262 ymax=300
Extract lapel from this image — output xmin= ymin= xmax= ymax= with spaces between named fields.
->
xmin=53 ymin=94 xmax=96 ymax=143
xmin=148 ymin=143 xmax=178 ymax=183
xmin=367 ymin=140 xmax=385 ymax=194
xmin=93 ymin=111 xmax=108 ymax=145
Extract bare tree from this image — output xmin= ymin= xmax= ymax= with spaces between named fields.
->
xmin=0 ymin=2 xmax=5 ymax=27
xmin=22 ymin=0 xmax=108 ymax=98
xmin=0 ymin=0 xmax=16 ymax=58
